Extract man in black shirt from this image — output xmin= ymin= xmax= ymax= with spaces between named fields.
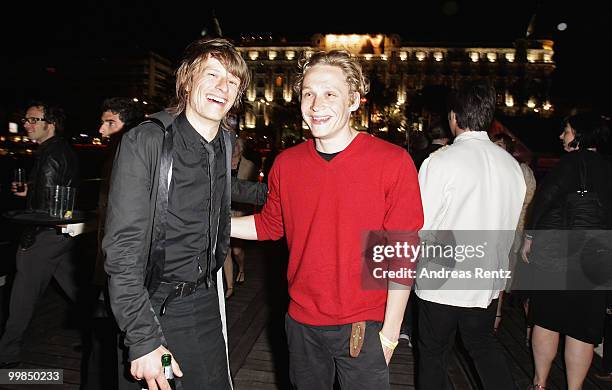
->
xmin=103 ymin=38 xmax=252 ymax=390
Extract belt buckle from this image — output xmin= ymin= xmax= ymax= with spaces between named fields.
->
xmin=176 ymin=282 xmax=187 ymax=297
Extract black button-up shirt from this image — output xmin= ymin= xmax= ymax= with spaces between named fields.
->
xmin=164 ymin=113 xmax=226 ymax=283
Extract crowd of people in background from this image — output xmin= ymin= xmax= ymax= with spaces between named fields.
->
xmin=0 ymin=36 xmax=611 ymax=390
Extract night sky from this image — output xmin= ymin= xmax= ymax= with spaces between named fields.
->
xmin=2 ymin=0 xmax=611 ymax=150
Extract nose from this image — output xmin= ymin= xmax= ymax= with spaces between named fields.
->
xmin=216 ymin=77 xmax=229 ymax=93
xmin=310 ymin=96 xmax=321 ymax=112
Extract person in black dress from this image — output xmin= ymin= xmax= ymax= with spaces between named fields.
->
xmin=521 ymin=111 xmax=612 ymax=390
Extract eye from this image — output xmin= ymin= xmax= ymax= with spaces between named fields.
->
xmin=302 ymin=92 xmax=312 ymax=98
xmin=326 ymin=92 xmax=336 ymax=97
xmin=229 ymin=79 xmax=239 ymax=86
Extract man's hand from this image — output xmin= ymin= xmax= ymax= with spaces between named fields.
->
xmin=59 ymin=223 xmax=85 ymax=237
xmin=11 ymin=182 xmax=27 ymax=197
xmin=521 ymin=238 xmax=532 ymax=264
xmin=379 ymin=328 xmax=398 ymax=365
xmin=130 ymin=345 xmax=182 ymax=390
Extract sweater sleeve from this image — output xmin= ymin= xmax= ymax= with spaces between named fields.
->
xmin=254 ymin=159 xmax=285 ymax=241
xmin=383 ymin=151 xmax=424 ymax=232
xmin=384 ymin=151 xmax=424 ymax=284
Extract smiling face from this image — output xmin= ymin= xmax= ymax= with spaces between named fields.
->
xmin=560 ymin=123 xmax=577 ymax=152
xmin=23 ymin=106 xmax=54 ymax=143
xmin=300 ymin=64 xmax=359 ymax=144
xmin=185 ymin=56 xmax=240 ymax=128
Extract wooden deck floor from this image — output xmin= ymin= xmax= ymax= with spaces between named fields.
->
xmin=0 ymin=239 xmax=611 ymax=389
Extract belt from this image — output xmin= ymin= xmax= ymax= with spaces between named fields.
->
xmin=159 ymin=274 xmax=210 ymax=316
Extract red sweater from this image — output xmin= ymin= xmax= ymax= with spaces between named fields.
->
xmin=254 ymin=134 xmax=423 ymax=325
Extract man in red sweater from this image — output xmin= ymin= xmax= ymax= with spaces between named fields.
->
xmin=231 ymin=50 xmax=423 ymax=389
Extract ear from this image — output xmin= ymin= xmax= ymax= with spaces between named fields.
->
xmin=349 ymin=92 xmax=361 ymax=112
xmin=46 ymin=122 xmax=56 ymax=137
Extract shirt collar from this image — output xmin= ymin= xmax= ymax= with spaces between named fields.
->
xmin=453 ymin=130 xmax=490 ymax=143
xmin=175 ymin=112 xmax=221 ymax=148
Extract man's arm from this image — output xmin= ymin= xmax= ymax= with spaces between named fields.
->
xmin=102 ymin=130 xmax=165 ymax=362
xmin=418 ymin=155 xmax=447 ymax=229
xmin=380 ymin=285 xmax=411 ymax=363
xmin=231 ymin=178 xmax=267 ymax=205
xmin=232 ymin=159 xmax=285 ymax=241
xmin=231 ymin=215 xmax=258 ymax=240
xmin=380 ymin=151 xmax=424 ymax=363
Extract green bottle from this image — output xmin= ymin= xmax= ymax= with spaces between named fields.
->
xmin=161 ymin=353 xmax=175 ymax=389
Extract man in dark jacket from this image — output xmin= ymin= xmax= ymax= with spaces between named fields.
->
xmin=103 ymin=38 xmax=254 ymax=390
xmin=82 ymin=97 xmax=144 ymax=390
xmin=0 ymin=101 xmax=79 ymax=368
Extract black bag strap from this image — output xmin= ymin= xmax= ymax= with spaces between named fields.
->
xmin=142 ymin=111 xmax=175 ymax=294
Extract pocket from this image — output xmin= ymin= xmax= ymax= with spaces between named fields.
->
xmin=367 ymin=321 xmax=388 ymax=367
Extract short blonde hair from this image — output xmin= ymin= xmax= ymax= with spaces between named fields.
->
xmin=293 ymin=50 xmax=369 ymax=99
xmin=171 ymin=38 xmax=251 ymax=117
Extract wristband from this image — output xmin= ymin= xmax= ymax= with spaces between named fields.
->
xmin=524 ymin=233 xmax=534 ymax=240
xmin=379 ymin=331 xmax=398 ymax=350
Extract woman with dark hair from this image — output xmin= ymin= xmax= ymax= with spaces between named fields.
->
xmin=521 ymin=111 xmax=612 ymax=389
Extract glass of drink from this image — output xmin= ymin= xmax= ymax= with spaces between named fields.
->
xmin=13 ymin=168 xmax=26 ymax=192
xmin=47 ymin=185 xmax=77 ymax=219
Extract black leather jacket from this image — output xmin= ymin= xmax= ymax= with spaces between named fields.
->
xmin=26 ymin=136 xmax=79 ymax=212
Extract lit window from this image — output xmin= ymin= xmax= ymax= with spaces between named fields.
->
xmin=527 ymin=52 xmax=537 ymax=63
xmin=527 ymin=98 xmax=536 ymax=108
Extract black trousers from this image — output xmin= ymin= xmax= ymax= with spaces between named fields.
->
xmin=0 ymin=229 xmax=77 ymax=362
xmin=285 ymin=313 xmax=389 ymax=390
xmin=417 ymin=297 xmax=516 ymax=390
xmin=81 ymin=286 xmax=133 ymax=390
xmin=603 ymin=301 xmax=612 ymax=373
xmin=127 ymin=282 xmax=231 ymax=390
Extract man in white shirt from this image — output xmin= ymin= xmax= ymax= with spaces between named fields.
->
xmin=415 ymin=80 xmax=525 ymax=389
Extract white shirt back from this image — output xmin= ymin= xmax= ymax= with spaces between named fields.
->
xmin=415 ymin=130 xmax=526 ymax=308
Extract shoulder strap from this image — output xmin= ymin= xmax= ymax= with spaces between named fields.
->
xmin=145 ymin=110 xmax=175 ymax=294
xmin=145 ymin=110 xmax=176 ymax=132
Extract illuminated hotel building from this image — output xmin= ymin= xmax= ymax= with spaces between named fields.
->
xmin=235 ymin=33 xmax=555 ymax=139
